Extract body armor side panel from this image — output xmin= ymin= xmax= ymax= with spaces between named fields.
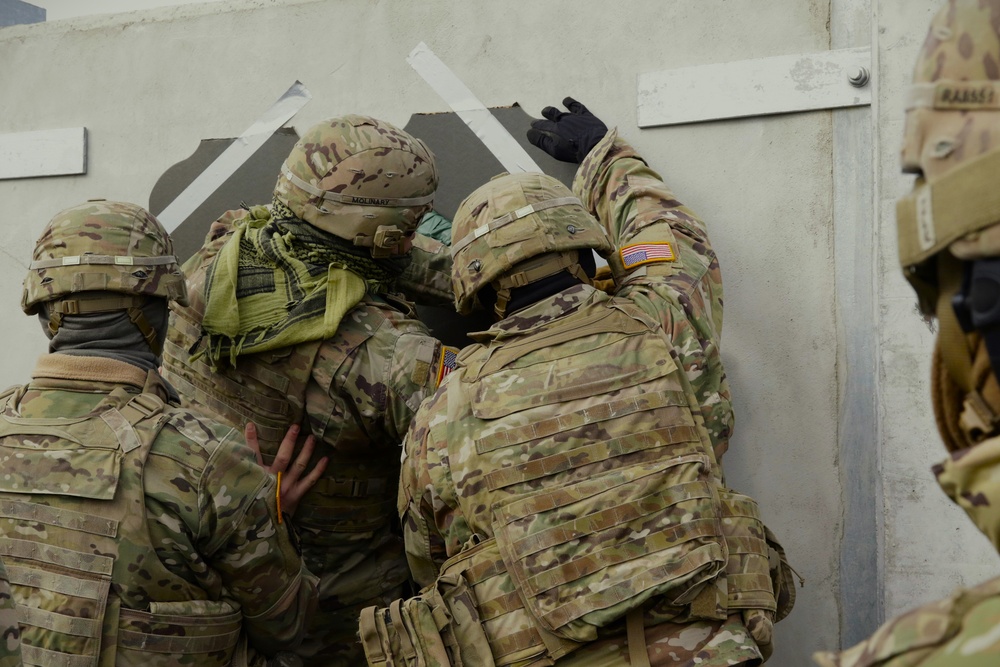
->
xmin=0 ymin=387 xmax=244 ymax=667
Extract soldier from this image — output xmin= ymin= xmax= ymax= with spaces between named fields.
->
xmin=5 ymin=200 xmax=316 ymax=666
xmin=162 ymin=115 xmax=459 ymax=665
xmin=815 ymin=1 xmax=1000 ymax=664
xmin=359 ymin=99 xmax=796 ymax=666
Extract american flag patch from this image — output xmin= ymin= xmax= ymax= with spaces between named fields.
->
xmin=437 ymin=346 xmax=460 ymax=386
xmin=620 ymin=242 xmax=676 ymax=269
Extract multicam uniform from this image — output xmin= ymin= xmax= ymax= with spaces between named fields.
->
xmin=363 ymin=132 xmax=794 ymax=667
xmin=0 ymin=353 xmax=314 ymax=667
xmin=813 ymin=430 xmax=1000 ymax=666
xmin=163 ymin=115 xmax=457 ymax=665
xmin=0 ymin=561 xmax=20 ymax=666
xmin=165 ymin=227 xmax=455 ymax=663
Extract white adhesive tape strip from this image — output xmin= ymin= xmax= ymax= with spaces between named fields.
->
xmin=407 ymin=42 xmax=542 ymax=174
xmin=157 ymin=81 xmax=312 ymax=232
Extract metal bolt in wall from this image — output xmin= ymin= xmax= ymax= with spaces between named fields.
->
xmin=848 ymin=67 xmax=871 ymax=88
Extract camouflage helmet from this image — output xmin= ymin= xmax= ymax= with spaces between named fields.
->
xmin=897 ymin=0 xmax=1000 ymax=299
xmin=451 ymin=172 xmax=613 ymax=317
xmin=274 ymin=115 xmax=437 ymax=258
xmin=22 ymin=200 xmax=186 ymax=353
xmin=894 ymin=0 xmax=1000 ymax=455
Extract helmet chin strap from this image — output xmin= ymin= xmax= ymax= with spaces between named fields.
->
xmin=490 ymin=251 xmax=591 ymax=320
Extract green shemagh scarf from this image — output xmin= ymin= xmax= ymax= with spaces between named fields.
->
xmin=201 ymin=208 xmax=373 ymax=366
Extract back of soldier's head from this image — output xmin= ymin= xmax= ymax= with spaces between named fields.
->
xmin=273 ymin=115 xmax=438 ymax=259
xmin=22 ymin=200 xmax=186 ymax=357
xmin=450 ymin=172 xmax=613 ymax=319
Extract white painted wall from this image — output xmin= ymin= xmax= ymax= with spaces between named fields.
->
xmin=1 ymin=0 xmax=993 ymax=663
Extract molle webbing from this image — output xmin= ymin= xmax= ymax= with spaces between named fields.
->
xmin=163 ymin=340 xmax=293 ymax=446
xmin=363 ymin=495 xmax=778 ymax=667
xmin=166 ymin=308 xmax=396 ymax=513
xmin=0 ymin=389 xmax=244 ymax=666
xmin=475 ymin=389 xmax=691 ymax=454
xmin=449 ymin=542 xmax=575 ymax=665
xmin=0 ymin=500 xmax=117 ymax=538
xmin=718 ymin=491 xmax=778 ymax=614
xmin=163 ymin=312 xmax=315 ymax=448
xmin=491 ymin=454 xmax=723 ymax=635
xmin=465 ymin=305 xmax=650 ymax=382
xmin=482 ymin=422 xmax=699 ymax=491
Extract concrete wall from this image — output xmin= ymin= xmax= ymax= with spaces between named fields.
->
xmin=1 ymin=0 xmax=991 ymax=663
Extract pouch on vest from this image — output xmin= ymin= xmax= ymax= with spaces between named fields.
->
xmin=491 ymin=452 xmax=726 ymax=644
xmin=718 ymin=489 xmax=778 ymax=650
xmin=117 ymin=599 xmax=244 ymax=667
xmin=438 ymin=537 xmax=579 ymax=666
xmin=359 ymin=572 xmax=495 ymax=667
xmin=0 ymin=388 xmax=245 ymax=667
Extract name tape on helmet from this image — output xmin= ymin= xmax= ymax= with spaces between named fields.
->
xmin=451 ymin=196 xmax=583 ymax=257
xmin=280 ymin=164 xmax=435 ymax=208
xmin=29 ymin=255 xmax=179 ymax=270
xmin=906 ymin=81 xmax=1000 ymax=111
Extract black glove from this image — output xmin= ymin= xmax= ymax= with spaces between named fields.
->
xmin=526 ymin=97 xmax=608 ymax=164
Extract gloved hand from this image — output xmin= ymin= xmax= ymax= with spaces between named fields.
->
xmin=527 ymin=97 xmax=608 ymax=164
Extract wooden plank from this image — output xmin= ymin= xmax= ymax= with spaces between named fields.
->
xmin=637 ymin=46 xmax=872 ymax=127
xmin=0 ymin=127 xmax=87 ymax=179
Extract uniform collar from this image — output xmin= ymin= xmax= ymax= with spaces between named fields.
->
xmin=470 ymin=283 xmax=604 ymax=343
xmin=32 ymin=353 xmax=170 ymax=401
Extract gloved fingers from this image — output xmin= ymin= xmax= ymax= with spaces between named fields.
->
xmin=526 ymin=127 xmax=557 ymax=151
xmin=527 ymin=127 xmax=577 ymax=162
xmin=541 ymin=105 xmax=566 ymax=122
xmin=529 ymin=117 xmax=559 ymax=132
xmin=563 ymin=97 xmax=591 ymax=116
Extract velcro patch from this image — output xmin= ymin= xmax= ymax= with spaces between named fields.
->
xmin=411 ymin=338 xmax=437 ymax=386
xmin=437 ymin=346 xmax=460 ymax=386
xmin=620 ymin=242 xmax=676 ymax=270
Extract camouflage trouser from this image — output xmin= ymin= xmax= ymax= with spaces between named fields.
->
xmin=296 ymin=523 xmax=411 ymax=666
xmin=297 ymin=585 xmax=406 ymax=667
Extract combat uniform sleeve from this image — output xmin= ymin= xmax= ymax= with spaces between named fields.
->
xmin=196 ymin=426 xmax=318 ymax=655
xmin=573 ymin=130 xmax=734 ymax=460
xmin=383 ymin=329 xmax=459 ymax=444
xmin=397 ymin=385 xmax=462 ymax=589
xmin=398 ymin=232 xmax=454 ymax=307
